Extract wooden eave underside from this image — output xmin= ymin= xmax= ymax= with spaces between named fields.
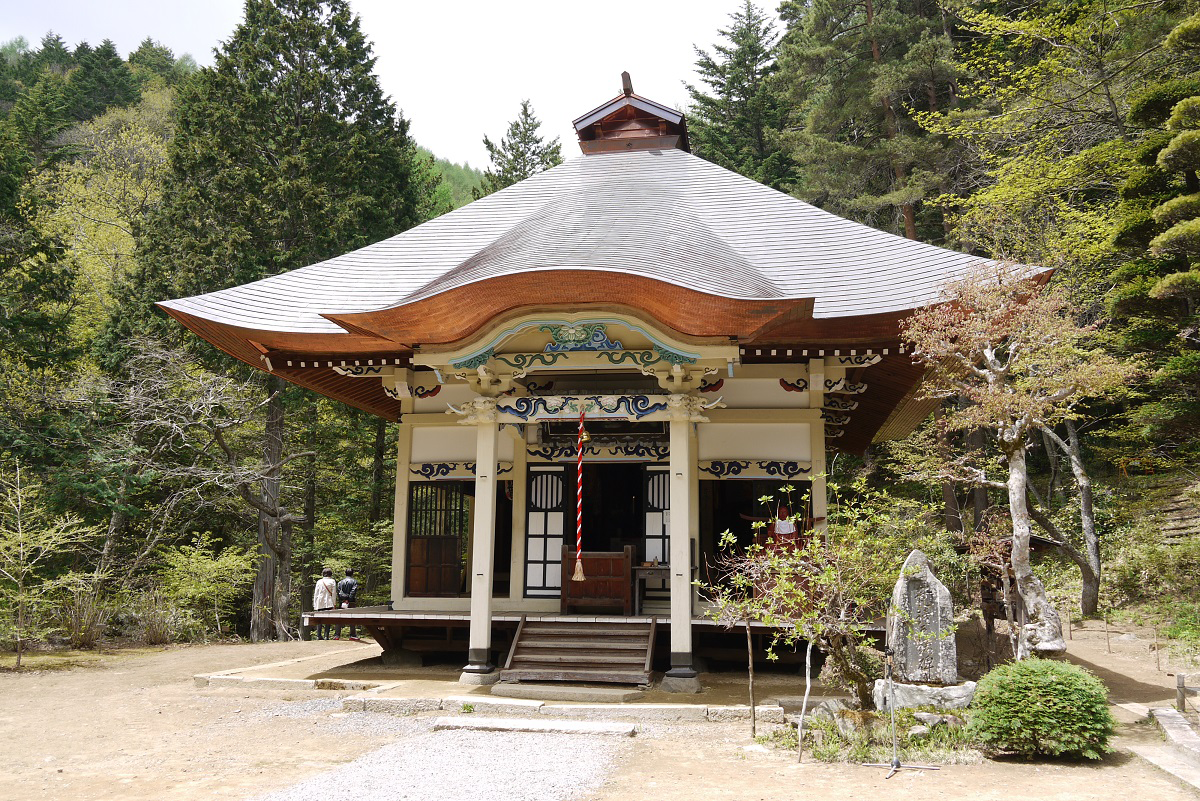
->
xmin=161 ymin=285 xmax=928 ymax=448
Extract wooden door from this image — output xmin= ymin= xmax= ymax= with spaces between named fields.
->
xmin=406 ymin=482 xmax=469 ymax=597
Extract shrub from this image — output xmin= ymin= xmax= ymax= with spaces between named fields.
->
xmin=969 ymin=659 xmax=1115 ymax=759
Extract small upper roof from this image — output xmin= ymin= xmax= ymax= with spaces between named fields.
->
xmin=159 ymin=147 xmax=991 ymax=338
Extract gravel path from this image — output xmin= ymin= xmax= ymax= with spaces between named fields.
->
xmin=251 ymin=723 xmax=629 ymax=801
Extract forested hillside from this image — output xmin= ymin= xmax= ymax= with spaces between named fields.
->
xmin=686 ymin=0 xmax=1200 ymax=636
xmin=1 ymin=0 xmax=1197 ymax=656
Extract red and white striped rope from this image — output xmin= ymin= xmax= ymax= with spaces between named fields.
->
xmin=575 ymin=408 xmax=585 ymax=565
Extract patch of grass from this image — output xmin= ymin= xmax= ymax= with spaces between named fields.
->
xmin=755 ymin=726 xmax=798 ymax=749
xmin=0 ymin=649 xmax=109 ymax=672
xmin=1162 ymin=602 xmax=1200 ymax=644
xmin=769 ymin=707 xmax=984 ymax=764
xmin=0 ymin=643 xmax=170 ymax=673
xmin=460 ymin=703 xmax=475 ymax=713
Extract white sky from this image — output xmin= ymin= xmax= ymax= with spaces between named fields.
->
xmin=1 ymin=0 xmax=780 ymax=168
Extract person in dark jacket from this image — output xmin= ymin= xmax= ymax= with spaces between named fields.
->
xmin=334 ymin=568 xmax=360 ymax=640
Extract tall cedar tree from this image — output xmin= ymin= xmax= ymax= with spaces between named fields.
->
xmin=119 ymin=0 xmax=437 ymax=641
xmin=473 ymin=100 xmax=562 ymax=199
xmin=777 ymin=0 xmax=961 ymax=240
xmin=67 ymin=39 xmax=138 ymax=122
xmin=686 ymin=0 xmax=794 ymax=190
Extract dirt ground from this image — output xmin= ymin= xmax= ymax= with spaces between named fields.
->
xmin=1 ymin=619 xmax=1197 ymax=801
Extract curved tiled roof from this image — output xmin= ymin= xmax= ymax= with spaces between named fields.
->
xmin=159 ymin=148 xmax=992 ymax=335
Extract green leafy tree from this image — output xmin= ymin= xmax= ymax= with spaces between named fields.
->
xmin=113 ymin=0 xmax=437 ymax=641
xmin=30 ymin=90 xmax=173 ymax=339
xmin=159 ymin=533 xmax=258 ymax=635
xmin=902 ymin=268 xmax=1132 ymax=656
xmin=686 ymin=0 xmax=793 ymax=189
xmin=474 ymin=100 xmax=562 ymax=199
xmin=419 ymin=147 xmax=484 ymax=209
xmin=0 ymin=461 xmax=94 ymax=668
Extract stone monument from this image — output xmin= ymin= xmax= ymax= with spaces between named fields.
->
xmin=886 ymin=549 xmax=957 ymax=685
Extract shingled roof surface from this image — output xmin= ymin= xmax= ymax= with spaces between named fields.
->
xmin=159 ymin=148 xmax=990 ymax=335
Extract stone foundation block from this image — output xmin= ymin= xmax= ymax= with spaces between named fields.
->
xmin=540 ymin=703 xmax=707 ymax=722
xmin=659 ymin=675 xmax=703 ymax=694
xmin=360 ymin=697 xmax=442 ymax=715
xmin=458 ymin=670 xmax=501 ymax=686
xmin=706 ymin=705 xmax=787 ymax=723
xmin=873 ymin=679 xmax=976 ymax=711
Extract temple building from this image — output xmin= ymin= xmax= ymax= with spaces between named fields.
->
xmin=160 ymin=76 xmax=988 ymax=690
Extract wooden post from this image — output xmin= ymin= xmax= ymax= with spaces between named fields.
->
xmin=1178 ymin=673 xmax=1188 ymax=713
xmin=1104 ymin=613 xmax=1111 ymax=654
xmin=1065 ymin=607 xmax=1071 ymax=640
xmin=1155 ymin=626 xmax=1160 ymax=672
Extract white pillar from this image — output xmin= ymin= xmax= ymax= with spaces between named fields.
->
xmin=508 ymin=428 xmax=528 ymax=603
xmin=465 ymin=418 xmax=499 ymax=672
xmin=810 ymin=418 xmax=828 ymax=533
xmin=667 ymin=413 xmax=695 ymax=677
xmin=688 ymin=424 xmax=700 ymax=618
xmin=390 ymin=423 xmax=412 ymax=605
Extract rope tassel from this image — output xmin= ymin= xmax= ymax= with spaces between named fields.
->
xmin=572 ymin=407 xmax=586 ymax=582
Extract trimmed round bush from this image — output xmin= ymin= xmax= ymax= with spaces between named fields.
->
xmin=968 ymin=659 xmax=1115 ymax=760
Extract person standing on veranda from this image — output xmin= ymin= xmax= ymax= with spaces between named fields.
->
xmin=312 ymin=568 xmax=338 ymax=640
xmin=334 ymin=568 xmax=360 ymax=641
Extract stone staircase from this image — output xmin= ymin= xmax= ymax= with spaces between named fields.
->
xmin=498 ymin=617 xmax=656 ymax=686
xmin=1140 ymin=475 xmax=1200 ymax=543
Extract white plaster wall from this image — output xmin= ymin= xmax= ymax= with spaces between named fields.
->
xmin=698 ymin=423 xmax=811 ymax=462
xmin=413 ymin=382 xmax=474 ymax=413
xmin=411 ymin=426 xmax=515 ymax=462
xmin=716 ymin=377 xmax=808 ymax=409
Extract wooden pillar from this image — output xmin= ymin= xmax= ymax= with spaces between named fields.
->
xmin=667 ymin=412 xmax=696 ymax=677
xmin=390 ymin=422 xmax=412 ymax=604
xmin=465 ymin=416 xmax=499 ymax=673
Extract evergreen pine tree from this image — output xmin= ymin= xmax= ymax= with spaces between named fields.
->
xmin=685 ymin=0 xmax=793 ymax=190
xmin=67 ymin=39 xmax=138 ymax=121
xmin=474 ymin=100 xmax=562 ymax=198
xmin=1106 ymin=11 xmax=1200 ymax=444
xmin=128 ymin=38 xmax=182 ymax=87
xmin=32 ymin=33 xmax=72 ymax=77
xmin=108 ymin=0 xmax=438 ymax=641
xmin=777 ymin=0 xmax=960 ymax=240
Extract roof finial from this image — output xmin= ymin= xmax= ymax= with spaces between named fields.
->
xmin=621 ymin=71 xmax=633 ymax=97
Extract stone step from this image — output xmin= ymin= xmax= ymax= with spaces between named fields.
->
xmin=441 ymin=695 xmax=544 ymax=716
xmin=501 ymin=667 xmax=650 ymax=684
xmin=490 ymin=683 xmax=645 ymax=703
xmin=432 ymin=715 xmax=636 ymax=736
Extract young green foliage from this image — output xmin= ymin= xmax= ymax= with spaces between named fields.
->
xmin=0 ymin=461 xmax=96 ymax=667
